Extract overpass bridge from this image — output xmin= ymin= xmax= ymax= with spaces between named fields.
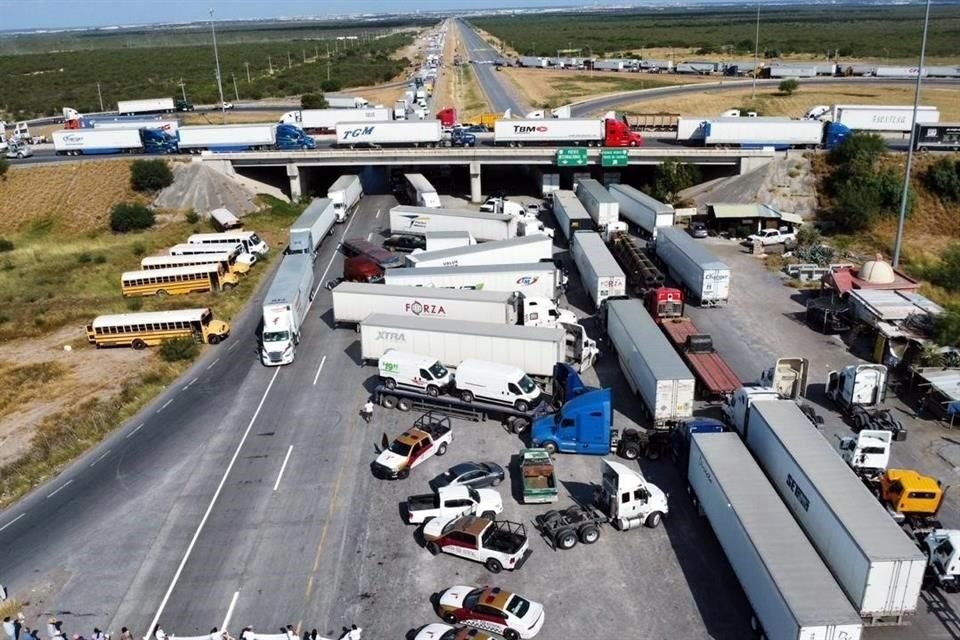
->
xmin=200 ymin=146 xmax=776 ymax=201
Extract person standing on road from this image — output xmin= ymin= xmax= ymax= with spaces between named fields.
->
xmin=360 ymin=400 xmax=374 ymax=424
xmin=345 ymin=626 xmax=361 ymax=640
xmin=118 ymin=628 xmax=133 ymax=640
xmin=92 ymin=628 xmax=107 ymax=640
xmin=152 ymin=625 xmax=166 ymax=640
xmin=3 ymin=617 xmax=16 ymax=640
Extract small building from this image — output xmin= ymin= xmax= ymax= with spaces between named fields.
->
xmin=706 ymin=203 xmax=802 ymax=236
xmin=821 ymin=259 xmax=921 ymax=297
xmin=911 ymin=368 xmax=960 ymax=425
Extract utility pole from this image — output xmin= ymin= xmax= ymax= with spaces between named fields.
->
xmin=326 ymin=43 xmax=331 ymax=81
xmin=179 ymin=77 xmax=187 ymax=101
xmin=268 ymin=55 xmax=273 ymax=74
xmin=232 ymin=73 xmax=239 ymax=101
xmin=302 ymin=48 xmax=306 ymax=63
xmin=287 ymin=50 xmax=292 ymax=68
xmin=752 ymin=2 xmax=760 ymax=100
xmin=96 ymin=81 xmax=104 ymax=112
xmin=244 ymin=62 xmax=250 ymax=83
xmin=209 ymin=8 xmax=226 ymax=122
xmin=893 ymin=0 xmax=932 ymax=267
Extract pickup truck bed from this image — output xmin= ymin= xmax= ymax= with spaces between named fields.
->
xmin=406 ymin=493 xmax=439 ymax=512
xmin=659 ymin=317 xmax=740 ymax=397
xmin=483 ymin=521 xmax=527 ymax=554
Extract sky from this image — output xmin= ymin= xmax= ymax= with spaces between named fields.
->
xmin=0 ymin=0 xmax=690 ymax=31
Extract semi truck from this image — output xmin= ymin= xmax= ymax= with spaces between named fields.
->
xmin=608 ymin=232 xmax=665 ymax=296
xmin=288 ymin=198 xmax=336 ymax=258
xmin=699 ymin=117 xmax=852 ymax=150
xmin=327 ymin=174 xmax=363 ymax=223
xmin=425 ymin=231 xmax=474 ymax=252
xmin=608 ymin=184 xmax=675 ymax=240
xmin=279 ymin=108 xmax=391 ymax=133
xmin=260 ymin=254 xmax=315 ymax=366
xmin=575 ymin=178 xmax=619 ymax=230
xmin=571 ymin=232 xmax=626 ymax=310
xmin=335 ymin=121 xmax=475 ymax=147
xmin=390 ymin=205 xmax=517 ymax=241
xmin=605 ymin=298 xmax=695 ymax=428
xmin=826 ymin=364 xmax=906 ymax=440
xmin=689 ymin=433 xmax=864 ymax=640
xmin=405 ymin=235 xmax=553 ymax=268
xmin=493 ymin=118 xmax=642 ymax=147
xmin=820 ymin=105 xmax=940 ymax=133
xmin=551 ymin=190 xmax=595 ymax=242
xmin=648 ymin=288 xmax=741 ymax=398
xmin=655 ymin=227 xmax=730 ymax=306
xmin=733 ymin=399 xmax=926 ymax=624
xmin=117 ymin=97 xmax=191 ymax=115
xmin=403 ymin=173 xmax=442 ymax=208
xmin=623 ymin=113 xmax=680 ymax=132
xmin=176 ymin=123 xmax=315 ymax=152
xmin=914 ymin=122 xmax=960 ymax=151
xmin=53 ymin=128 xmax=175 ymax=155
xmin=359 ymin=314 xmax=596 ymax=378
xmin=326 ymin=95 xmax=370 ymax=109
xmin=385 ymin=263 xmax=563 ymax=301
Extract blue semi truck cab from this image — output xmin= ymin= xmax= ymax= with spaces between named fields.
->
xmin=669 ymin=417 xmax=725 ymax=466
xmin=531 ymin=387 xmax=617 ymax=455
xmin=141 ymin=129 xmax=178 ymax=153
xmin=276 ymin=123 xmax=317 ymax=150
xmin=823 ymin=122 xmax=852 ymax=149
xmin=448 ymin=129 xmax=476 ymax=147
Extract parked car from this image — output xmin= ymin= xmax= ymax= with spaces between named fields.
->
xmin=383 ymin=234 xmax=427 ymax=253
xmin=431 ymin=462 xmax=505 ymax=490
xmin=747 ymin=228 xmax=797 ymax=246
xmin=405 ymin=485 xmax=503 ymax=525
xmin=437 ymin=585 xmax=545 ymax=640
xmin=423 ymin=515 xmax=532 ymax=573
xmin=216 ymin=102 xmax=235 ymax=110
xmin=688 ymin=222 xmax=708 ymax=238
xmin=412 ymin=624 xmax=494 ymax=640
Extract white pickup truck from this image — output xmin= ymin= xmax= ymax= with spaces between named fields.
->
xmin=404 ymin=485 xmax=503 ymax=525
xmin=747 ymin=228 xmax=797 ymax=246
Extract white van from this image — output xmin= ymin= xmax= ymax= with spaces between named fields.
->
xmin=378 ymin=349 xmax=452 ymax=397
xmin=209 ymin=208 xmax=241 ymax=231
xmin=453 ymin=359 xmax=543 ymax=411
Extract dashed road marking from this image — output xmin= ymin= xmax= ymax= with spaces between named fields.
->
xmin=0 ymin=513 xmax=25 ymax=532
xmin=90 ymin=449 xmax=111 ymax=468
xmin=312 ymin=355 xmax=327 ymax=386
xmin=158 ymin=398 xmax=173 ymax=412
xmin=273 ymin=445 xmax=294 ymax=491
xmin=126 ymin=423 xmax=145 ymax=439
xmin=207 ymin=358 xmax=220 ymax=370
xmin=46 ymin=479 xmax=73 ymax=499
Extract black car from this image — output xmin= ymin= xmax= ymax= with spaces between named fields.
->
xmin=383 ymin=235 xmax=426 ymax=253
xmin=431 ymin=462 xmax=505 ymax=490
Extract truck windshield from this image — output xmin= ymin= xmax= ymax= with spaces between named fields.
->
xmin=388 ymin=441 xmax=412 ymax=456
xmin=249 ymin=233 xmax=263 ymax=245
xmin=505 ymin=595 xmax=530 ymax=618
xmin=517 ymin=375 xmax=538 ymax=394
xmin=429 ymin=361 xmax=449 ymax=379
xmin=263 ymin=330 xmax=290 ymax=342
xmin=468 ymin=487 xmax=481 ymax=503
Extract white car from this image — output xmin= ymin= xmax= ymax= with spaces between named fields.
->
xmin=437 ymin=585 xmax=545 ymax=640
xmin=216 ymin=102 xmax=235 ymax=110
xmin=413 ymin=623 xmax=494 ymax=640
xmin=6 ymin=145 xmax=33 ymax=159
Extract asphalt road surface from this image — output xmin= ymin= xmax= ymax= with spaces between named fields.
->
xmin=454 ymin=19 xmax=529 ymax=116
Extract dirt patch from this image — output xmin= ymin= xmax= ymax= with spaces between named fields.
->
xmin=181 ymin=110 xmax=287 ymax=125
xmin=153 ymin=161 xmax=259 ymax=215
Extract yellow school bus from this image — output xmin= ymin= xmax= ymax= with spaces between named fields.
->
xmin=120 ymin=263 xmax=238 ymax=297
xmin=86 ymin=308 xmax=230 ymax=349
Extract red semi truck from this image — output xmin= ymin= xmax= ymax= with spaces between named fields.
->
xmin=648 ymin=288 xmax=741 ymax=398
xmin=436 ymin=108 xmax=457 ymax=128
xmin=493 ymin=118 xmax=643 ymax=147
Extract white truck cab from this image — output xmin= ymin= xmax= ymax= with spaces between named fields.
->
xmin=838 ymin=429 xmax=892 ymax=480
xmin=827 ymin=364 xmax=887 ymax=409
xmin=597 ymin=458 xmax=668 ymax=529
xmin=722 ymin=386 xmax=781 ymax=433
xmin=454 ymin=359 xmax=543 ymax=412
xmin=518 ymin=296 xmax=577 ymax=328
xmin=378 ymin=349 xmax=453 ymax=397
xmin=924 ymin=529 xmax=960 ymax=591
xmin=759 ymin=357 xmax=809 ymax=400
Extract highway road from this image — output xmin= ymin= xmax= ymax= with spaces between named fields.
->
xmin=453 ymin=19 xmax=529 ymax=116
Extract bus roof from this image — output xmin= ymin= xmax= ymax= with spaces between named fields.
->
xmin=188 ymin=231 xmax=256 ymax=241
xmin=169 ymin=242 xmax=243 ymax=255
xmin=91 ymin=308 xmax=211 ymax=328
xmin=122 ymin=263 xmax=221 ymax=281
xmin=142 ymin=253 xmax=232 ymax=266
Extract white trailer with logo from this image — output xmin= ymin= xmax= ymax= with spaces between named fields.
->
xmin=385 ymin=263 xmax=562 ymax=300
xmin=336 ymin=121 xmax=442 ymax=147
xmin=406 ymin=235 xmax=553 ymax=268
xmin=327 ymin=174 xmax=363 ymax=223
xmin=333 ymin=282 xmax=518 ymax=326
xmin=735 ymin=400 xmax=926 ymax=624
xmin=655 ymin=227 xmax=730 ymax=306
xmin=608 ymin=183 xmax=675 ymax=240
xmin=689 ymin=433 xmax=864 ymax=640
xmin=288 ymin=198 xmax=336 ymax=259
xmin=280 ymin=108 xmax=391 ymax=133
xmin=575 ymin=178 xmax=619 ymax=230
xmin=828 ymin=105 xmax=940 ymax=133
xmin=571 ymin=231 xmax=626 ymax=310
xmin=494 ymin=118 xmax=603 ymax=145
xmin=390 ymin=205 xmax=517 ymax=241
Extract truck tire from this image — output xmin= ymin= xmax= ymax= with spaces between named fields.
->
xmin=381 ymin=395 xmax=398 ymax=409
xmin=481 ymin=510 xmax=496 ymax=520
xmin=484 ymin=558 xmax=503 ymax=573
xmin=564 ymin=506 xmax=583 ymax=520
xmin=384 ymin=378 xmax=397 ymax=390
xmin=509 ymin=418 xmax=529 ymax=434
xmin=397 ymin=397 xmax=412 ymax=412
xmin=132 ymin=339 xmax=147 ymax=350
xmin=620 ymin=442 xmax=640 ymax=460
xmin=397 ymin=468 xmax=409 ymax=480
xmin=579 ymin=523 xmax=600 ymax=544
xmin=426 ymin=541 xmax=441 ymax=556
xmin=541 ymin=510 xmax=561 ymax=527
xmin=554 ymin=527 xmax=577 ymax=550
xmin=426 ymin=385 xmax=439 ymax=397
xmin=645 ymin=511 xmax=662 ymax=528
xmin=514 ymin=399 xmax=529 ymax=412
xmin=436 ymin=442 xmax=448 ymax=456
xmin=646 ymin=447 xmax=661 ymax=461
xmin=543 ymin=441 xmax=557 ymax=455
xmin=460 ymin=390 xmax=474 ymax=403
xmin=442 ymin=613 xmax=458 ymax=624
xmin=503 ymin=630 xmax=519 ymax=640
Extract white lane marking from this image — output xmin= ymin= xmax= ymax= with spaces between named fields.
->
xmin=90 ymin=449 xmax=111 ymax=468
xmin=318 ymin=207 xmax=361 ymax=288
xmin=207 ymin=358 xmax=220 ymax=371
xmin=273 ymin=445 xmax=294 ymax=491
xmin=46 ymin=479 xmax=73 ymax=499
xmin=228 ymin=341 xmax=239 ymax=351
xmin=126 ymin=422 xmax=145 ymax=439
xmin=143 ymin=366 xmax=280 ymax=639
xmin=0 ymin=513 xmax=25 ymax=532
xmin=158 ymin=398 xmax=173 ymax=412
xmin=375 ymin=208 xmax=381 ymax=219
xmin=221 ymin=590 xmax=240 ymax=631
xmin=183 ymin=376 xmax=199 ymax=391
xmin=366 ymin=232 xmax=372 ymax=241
xmin=312 ymin=355 xmax=327 ymax=386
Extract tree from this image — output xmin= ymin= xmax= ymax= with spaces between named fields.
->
xmin=929 ymin=243 xmax=960 ymax=292
xmin=110 ymin=203 xmax=155 ymax=233
xmin=130 ymin=159 xmax=174 ymax=192
xmin=159 ymin=337 xmax=200 ymax=362
xmin=652 ymin=161 xmax=701 ymax=204
xmin=777 ymin=79 xmax=799 ymax=95
xmin=827 ymin=132 xmax=887 ymax=177
xmin=934 ymin=308 xmax=960 ymax=347
xmin=301 ymin=93 xmax=328 ymax=109
xmin=924 ymin=157 xmax=960 ymax=202
xmin=320 ymin=79 xmax=342 ymax=92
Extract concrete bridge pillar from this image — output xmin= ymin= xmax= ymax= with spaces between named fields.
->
xmin=286 ymin=163 xmax=302 ymax=201
xmin=469 ymin=162 xmax=482 ymax=203
xmin=739 ymin=154 xmax=774 ymax=175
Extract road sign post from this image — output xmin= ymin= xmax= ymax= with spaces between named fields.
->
xmin=600 ymin=149 xmax=629 ymax=167
xmin=556 ymin=148 xmax=588 ymax=167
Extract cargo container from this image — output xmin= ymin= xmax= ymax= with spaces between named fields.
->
xmin=689 ymin=433 xmax=864 ymax=640
xmin=676 ymin=117 xmax=709 ymax=142
xmin=260 ymin=254 xmax=315 ymax=366
xmin=117 ymin=97 xmax=175 ymax=115
xmin=406 ymin=235 xmax=553 ymax=268
xmin=914 ymin=122 xmax=960 ymax=151
xmin=766 ymin=65 xmax=817 ymax=78
xmin=655 ymin=227 xmax=730 ymax=306
xmin=288 ymin=198 xmax=336 ymax=258
xmin=571 ymin=232 xmax=626 ymax=309
xmin=608 ymin=184 xmax=674 ymax=239
xmin=493 ymin=118 xmax=642 ymax=147
xmin=359 ymin=314 xmax=569 ymax=378
xmin=326 ymin=95 xmax=369 ymax=109
xmin=828 ymin=105 xmax=940 ymax=133
xmin=425 ymin=231 xmax=474 ymax=252
xmin=605 ymin=299 xmax=694 ymax=427
xmin=701 ymin=117 xmax=849 ymax=150
xmin=575 ymin=178 xmax=619 ymax=229
xmin=279 ymin=108 xmax=391 ymax=133
xmin=93 ymin=119 xmax=179 ymax=133
xmin=551 ymin=190 xmax=595 ymax=241
xmin=736 ymin=400 xmax=926 ymax=624
xmin=623 ymin=113 xmax=680 ymax=132
xmin=390 ymin=205 xmax=517 ymax=241
xmin=336 ymin=121 xmax=474 ymax=147
xmin=403 ymin=174 xmax=442 ymax=208
xmin=53 ymin=128 xmax=175 ymax=155
xmin=177 ymin=123 xmax=315 ymax=152
xmin=327 ymin=174 xmax=363 ymax=223
xmin=333 ymin=283 xmax=518 ymax=326
xmin=385 ymin=263 xmax=562 ymax=300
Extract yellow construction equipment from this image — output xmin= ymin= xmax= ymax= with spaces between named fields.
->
xmin=878 ymin=468 xmax=944 ymax=521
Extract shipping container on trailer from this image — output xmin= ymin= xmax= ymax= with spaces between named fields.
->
xmin=404 ymin=173 xmax=442 ymax=208
xmin=736 ymin=400 xmax=926 ymax=624
xmin=53 ymin=129 xmax=145 ymax=155
xmin=288 ymin=198 xmax=336 ymax=258
xmin=766 ymin=65 xmax=817 ymax=78
xmin=405 ymin=235 xmax=553 ymax=268
xmin=608 ymin=184 xmax=674 ymax=239
xmin=606 ymin=298 xmax=694 ymax=427
xmin=390 ymin=205 xmax=517 ymax=241
xmin=280 ymin=108 xmax=391 ymax=132
xmin=336 ymin=120 xmax=442 ymax=146
xmin=332 ymin=282 xmax=518 ymax=326
xmin=702 ymin=117 xmax=825 ymax=148
xmin=385 ymin=263 xmax=562 ymax=300
xmin=689 ymin=433 xmax=864 ymax=640
xmin=117 ymin=97 xmax=174 ymax=115
xmin=551 ymin=190 xmax=595 ymax=241
xmin=655 ymin=227 xmax=730 ymax=306
xmin=571 ymin=232 xmax=626 ymax=309
xmin=359 ymin=314 xmax=566 ymax=378
xmin=494 ymin=118 xmax=604 ymax=144
xmin=327 ymin=174 xmax=363 ymax=222
xmin=676 ymin=117 xmax=710 ymax=142
xmin=575 ymin=178 xmax=619 ymax=229
xmin=177 ymin=124 xmax=277 ymax=151
xmin=830 ymin=105 xmax=939 ymax=133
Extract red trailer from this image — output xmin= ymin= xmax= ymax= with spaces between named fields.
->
xmin=648 ymin=288 xmax=741 ymax=398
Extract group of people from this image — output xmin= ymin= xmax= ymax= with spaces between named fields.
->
xmin=5 ymin=621 xmax=360 ymax=640
xmin=2 ymin=616 xmax=126 ymax=640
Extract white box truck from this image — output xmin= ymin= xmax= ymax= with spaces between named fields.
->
xmin=575 ymin=178 xmax=619 ymax=229
xmin=552 ymin=190 xmax=595 ymax=241
xmin=606 ymin=299 xmax=695 ymax=427
xmin=655 ymin=227 xmax=730 ymax=306
xmin=327 ymin=174 xmax=363 ymax=223
xmin=385 ymin=263 xmax=562 ymax=300
xmin=571 ymin=232 xmax=626 ymax=309
xmin=689 ymin=433 xmax=864 ymax=640
xmin=494 ymin=118 xmax=603 ymax=144
xmin=425 ymin=231 xmax=474 ymax=252
xmin=280 ymin=108 xmax=390 ymax=133
xmin=326 ymin=95 xmax=369 ymax=109
xmin=390 ymin=205 xmax=517 ymax=241
xmin=406 ymin=235 xmax=553 ymax=268
xmin=403 ymin=174 xmax=442 ymax=208
xmin=829 ymin=105 xmax=939 ymax=132
xmin=53 ymin=129 xmax=144 ymax=155
xmin=261 ymin=254 xmax=315 ymax=366
xmin=736 ymin=400 xmax=926 ymax=624
xmin=608 ymin=184 xmax=675 ymax=239
xmin=288 ymin=198 xmax=336 ymax=258
xmin=333 ymin=283 xmax=519 ymax=326
xmin=117 ymin=97 xmax=175 ymax=115
xmin=676 ymin=117 xmax=709 ymax=142
xmin=336 ymin=121 xmax=442 ymax=147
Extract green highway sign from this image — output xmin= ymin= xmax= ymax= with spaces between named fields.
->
xmin=601 ymin=149 xmax=630 ymax=167
xmin=556 ymin=148 xmax=589 ymax=167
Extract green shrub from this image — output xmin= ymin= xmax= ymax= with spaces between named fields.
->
xmin=924 ymin=158 xmax=960 ymax=202
xmin=777 ymin=79 xmax=799 ymax=95
xmin=0 ymin=157 xmax=8 ymax=180
xmin=110 ymin=203 xmax=155 ymax=233
xmin=131 ymin=242 xmax=147 ymax=257
xmin=796 ymin=225 xmax=821 ymax=247
xmin=130 ymin=159 xmax=174 ymax=192
xmin=0 ymin=238 xmax=13 ymax=252
xmin=184 ymin=209 xmax=200 ymax=224
xmin=77 ymin=251 xmax=93 ymax=264
xmin=928 ymin=244 xmax=960 ymax=292
xmin=320 ymin=79 xmax=342 ymax=92
xmin=934 ymin=308 xmax=960 ymax=346
xmin=301 ymin=93 xmax=328 ymax=109
xmin=125 ymin=298 xmax=143 ymax=311
xmin=94 ymin=254 xmax=107 ymax=264
xmin=159 ymin=337 xmax=200 ymax=362
xmin=652 ymin=160 xmax=701 ymax=204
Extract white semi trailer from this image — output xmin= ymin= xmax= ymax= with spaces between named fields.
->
xmin=575 ymin=178 xmax=619 ymax=230
xmin=655 ymin=227 xmax=730 ymax=306
xmin=390 ymin=205 xmax=517 ymax=241
xmin=571 ymin=231 xmax=626 ymax=310
xmin=405 ymin=235 xmax=553 ymax=268
xmin=288 ymin=198 xmax=336 ymax=258
xmin=551 ymin=189 xmax=595 ymax=241
xmin=260 ymin=254 xmax=315 ymax=366
xmin=385 ymin=263 xmax=563 ymax=300
xmin=608 ymin=183 xmax=675 ymax=240
xmin=327 ymin=174 xmax=363 ymax=223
